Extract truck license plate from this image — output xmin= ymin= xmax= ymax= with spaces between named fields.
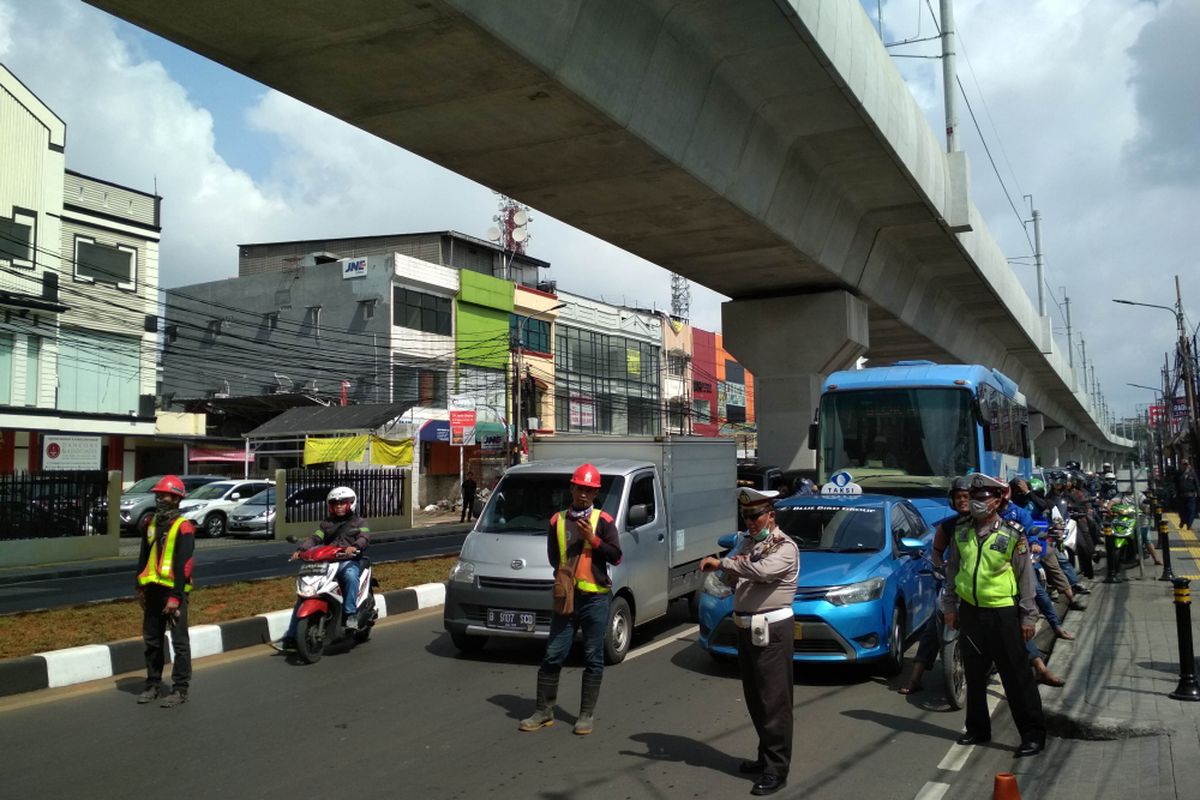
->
xmin=487 ymin=608 xmax=536 ymax=632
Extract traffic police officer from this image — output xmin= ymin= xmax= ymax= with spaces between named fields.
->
xmin=134 ymin=475 xmax=196 ymax=708
xmin=700 ymin=487 xmax=799 ymax=796
xmin=942 ymin=473 xmax=1046 ymax=757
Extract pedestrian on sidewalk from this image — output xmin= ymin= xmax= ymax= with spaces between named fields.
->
xmin=460 ymin=470 xmax=477 ymax=523
xmin=134 ymin=475 xmax=195 ymax=708
xmin=1178 ymin=459 xmax=1198 ymax=531
xmin=519 ymin=464 xmax=621 ymax=737
xmin=942 ymin=473 xmax=1046 ymax=758
xmin=698 ymin=487 xmax=799 ymax=796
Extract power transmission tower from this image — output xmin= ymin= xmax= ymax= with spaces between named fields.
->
xmin=670 ymin=273 xmax=691 ymax=322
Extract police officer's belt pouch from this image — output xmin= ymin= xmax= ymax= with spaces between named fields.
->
xmin=750 ymin=613 xmax=769 ymax=647
xmin=553 ymin=557 xmax=578 ymax=615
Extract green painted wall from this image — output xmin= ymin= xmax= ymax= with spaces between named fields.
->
xmin=456 ymin=272 xmax=513 ymax=370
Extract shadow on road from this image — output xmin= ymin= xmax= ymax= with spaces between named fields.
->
xmin=619 ymin=731 xmax=743 ymax=778
xmin=841 ymin=707 xmax=963 ymax=743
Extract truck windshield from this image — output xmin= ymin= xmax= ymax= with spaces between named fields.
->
xmin=818 ymin=387 xmax=978 ymax=490
xmin=477 ymin=474 xmax=625 ymax=534
xmin=775 ymin=506 xmax=885 ymax=552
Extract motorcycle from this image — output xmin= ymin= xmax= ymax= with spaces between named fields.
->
xmin=1106 ymin=501 xmax=1141 ymax=581
xmin=916 ymin=552 xmax=964 ymax=710
xmin=287 ymin=541 xmax=379 ymax=663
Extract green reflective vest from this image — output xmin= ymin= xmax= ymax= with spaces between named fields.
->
xmin=137 ymin=517 xmax=192 ymax=592
xmin=556 ymin=508 xmax=608 ymax=594
xmin=954 ymin=518 xmax=1019 ymax=608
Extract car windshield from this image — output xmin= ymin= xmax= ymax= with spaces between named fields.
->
xmin=775 ymin=505 xmax=886 ymax=552
xmin=477 ymin=473 xmax=624 ymax=534
xmin=188 ymin=482 xmax=232 ymax=500
xmin=243 ymin=489 xmax=274 ymax=506
xmin=127 ymin=476 xmax=161 ymax=494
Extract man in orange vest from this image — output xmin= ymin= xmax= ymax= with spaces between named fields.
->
xmin=134 ymin=475 xmax=196 ymax=708
xmin=519 ymin=463 xmax=622 ymax=735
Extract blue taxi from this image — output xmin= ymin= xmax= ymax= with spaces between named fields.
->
xmin=697 ymin=490 xmax=946 ymax=673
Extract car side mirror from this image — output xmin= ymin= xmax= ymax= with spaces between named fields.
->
xmin=230 ymin=493 xmax=240 ymax=500
xmin=898 ymin=537 xmax=925 ymax=557
xmin=627 ymin=504 xmax=650 ymax=528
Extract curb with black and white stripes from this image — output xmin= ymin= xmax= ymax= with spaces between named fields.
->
xmin=0 ymin=583 xmax=446 ymax=699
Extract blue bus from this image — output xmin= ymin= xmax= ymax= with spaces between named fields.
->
xmin=815 ymin=361 xmax=1032 ymax=498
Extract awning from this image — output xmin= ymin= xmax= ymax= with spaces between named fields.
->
xmin=188 ymin=447 xmax=252 ymax=463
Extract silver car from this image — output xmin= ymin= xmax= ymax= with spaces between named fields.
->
xmin=117 ymin=474 xmax=225 ymax=535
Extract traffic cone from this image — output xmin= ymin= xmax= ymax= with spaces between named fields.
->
xmin=993 ymin=772 xmax=1021 ymax=800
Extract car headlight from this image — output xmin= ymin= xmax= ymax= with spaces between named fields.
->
xmin=120 ymin=499 xmax=137 ymax=508
xmin=825 ymin=577 xmax=886 ymax=606
xmin=448 ymin=560 xmax=476 ymax=584
xmin=702 ymin=570 xmax=731 ymax=598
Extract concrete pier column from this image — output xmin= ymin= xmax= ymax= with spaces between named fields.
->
xmin=722 ymin=291 xmax=869 ymax=470
xmin=1035 ymin=425 xmax=1066 ymax=468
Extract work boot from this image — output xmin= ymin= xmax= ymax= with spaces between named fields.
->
xmin=518 ymin=671 xmax=558 ymax=731
xmin=137 ymin=684 xmax=164 ymax=704
xmin=160 ymin=691 xmax=188 ymax=708
xmin=574 ymin=673 xmax=603 ymax=735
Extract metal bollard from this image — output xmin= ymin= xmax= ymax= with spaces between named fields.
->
xmin=1157 ymin=502 xmax=1175 ymax=582
xmin=1169 ymin=578 xmax=1200 ymax=701
xmin=1103 ymin=520 xmax=1120 ymax=583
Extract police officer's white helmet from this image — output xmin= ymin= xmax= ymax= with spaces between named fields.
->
xmin=327 ymin=486 xmax=357 ymax=512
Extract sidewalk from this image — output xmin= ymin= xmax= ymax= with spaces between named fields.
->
xmin=0 ymin=511 xmax=472 ymax=587
xmin=948 ymin=515 xmax=1200 ymax=799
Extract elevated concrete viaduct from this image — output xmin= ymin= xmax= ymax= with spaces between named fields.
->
xmin=83 ymin=0 xmax=1132 ymax=468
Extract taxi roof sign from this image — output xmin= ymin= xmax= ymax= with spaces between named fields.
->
xmin=821 ymin=470 xmax=863 ymax=496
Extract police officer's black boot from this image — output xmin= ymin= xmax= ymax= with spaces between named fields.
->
xmin=574 ymin=673 xmax=602 ymax=735
xmin=518 ymin=671 xmax=558 ymax=731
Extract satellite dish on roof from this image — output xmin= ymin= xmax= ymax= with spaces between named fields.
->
xmin=512 ymin=209 xmax=528 ymax=226
xmin=511 ymin=227 xmax=527 ymax=243
xmin=485 ymin=226 xmax=501 ymax=242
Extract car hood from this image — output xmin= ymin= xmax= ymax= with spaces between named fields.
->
xmin=796 ymin=551 xmax=888 ymax=588
xmin=459 ymin=531 xmax=553 ymax=580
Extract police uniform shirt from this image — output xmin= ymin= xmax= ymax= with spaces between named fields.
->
xmin=719 ymin=528 xmax=799 ymax=614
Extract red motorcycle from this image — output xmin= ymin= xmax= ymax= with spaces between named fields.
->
xmin=290 ymin=543 xmax=378 ymax=663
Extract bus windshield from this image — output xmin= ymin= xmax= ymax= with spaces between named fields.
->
xmin=819 ymin=387 xmax=978 ymax=489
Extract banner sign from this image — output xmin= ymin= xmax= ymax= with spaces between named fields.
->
xmin=42 ymin=435 xmax=102 ymax=471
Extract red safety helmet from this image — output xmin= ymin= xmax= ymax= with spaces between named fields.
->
xmin=152 ymin=475 xmax=187 ymax=498
xmin=570 ymin=463 xmax=601 ymax=489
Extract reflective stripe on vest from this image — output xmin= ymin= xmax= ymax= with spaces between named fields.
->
xmin=556 ymin=508 xmax=608 ymax=594
xmin=953 ymin=519 xmax=1018 ymax=608
xmin=137 ymin=517 xmax=192 ymax=592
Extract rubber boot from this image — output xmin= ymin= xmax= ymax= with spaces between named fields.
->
xmin=518 ymin=671 xmax=558 ymax=731
xmin=574 ymin=673 xmax=603 ymax=735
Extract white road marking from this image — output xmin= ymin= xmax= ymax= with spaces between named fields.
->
xmin=914 ymin=782 xmax=950 ymax=800
xmin=624 ymin=625 xmax=699 ymax=662
xmin=937 ymin=743 xmax=973 ymax=772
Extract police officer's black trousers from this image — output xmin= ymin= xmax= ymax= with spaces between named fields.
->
xmin=143 ymin=585 xmax=191 ymax=693
xmin=735 ymin=619 xmax=794 ymax=778
xmin=960 ymin=603 xmax=1044 ymax=744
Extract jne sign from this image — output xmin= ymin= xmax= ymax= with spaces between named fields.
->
xmin=342 ymin=258 xmax=368 ymax=279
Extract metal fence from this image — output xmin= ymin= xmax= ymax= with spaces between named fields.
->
xmin=283 ymin=468 xmax=407 ymax=525
xmin=0 ymin=470 xmax=109 ymax=540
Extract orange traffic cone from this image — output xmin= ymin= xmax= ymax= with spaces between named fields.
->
xmin=993 ymin=772 xmax=1021 ymax=800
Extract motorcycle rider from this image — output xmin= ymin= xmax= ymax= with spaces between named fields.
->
xmin=1046 ymin=470 xmax=1095 ymax=579
xmin=135 ymin=475 xmax=196 ymax=708
xmin=276 ymin=487 xmax=369 ymax=650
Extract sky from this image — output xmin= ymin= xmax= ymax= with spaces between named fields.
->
xmin=0 ymin=0 xmax=1196 ymax=421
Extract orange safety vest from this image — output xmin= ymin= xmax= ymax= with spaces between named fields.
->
xmin=556 ymin=508 xmax=608 ymax=594
xmin=137 ymin=517 xmax=193 ymax=592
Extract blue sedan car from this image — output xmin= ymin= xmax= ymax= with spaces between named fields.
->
xmin=698 ymin=493 xmax=945 ymax=674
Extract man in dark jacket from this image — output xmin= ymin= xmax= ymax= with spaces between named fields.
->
xmin=134 ymin=475 xmax=196 ymax=708
xmin=460 ymin=470 xmax=477 ymax=523
xmin=519 ymin=463 xmax=622 ymax=735
xmin=1178 ymin=459 xmax=1199 ymax=530
xmin=277 ymin=487 xmax=370 ymax=649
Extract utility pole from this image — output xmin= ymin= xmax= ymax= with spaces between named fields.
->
xmin=1090 ymin=363 xmax=1098 ymax=408
xmin=1177 ymin=275 xmax=1198 ymax=444
xmin=1032 ymin=208 xmax=1047 ymax=317
xmin=1062 ymin=288 xmax=1074 ymax=369
xmin=939 ymin=0 xmax=958 ymax=153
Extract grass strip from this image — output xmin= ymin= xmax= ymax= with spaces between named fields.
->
xmin=0 ymin=556 xmax=454 ymax=660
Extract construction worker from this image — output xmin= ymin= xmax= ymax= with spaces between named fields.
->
xmin=519 ymin=463 xmax=622 ymax=735
xmin=699 ymin=487 xmax=799 ymax=796
xmin=942 ymin=473 xmax=1046 ymax=757
xmin=134 ymin=475 xmax=196 ymax=708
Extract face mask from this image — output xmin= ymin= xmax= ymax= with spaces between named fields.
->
xmin=155 ymin=497 xmax=175 ymax=513
xmin=750 ymin=527 xmax=771 ymax=542
xmin=969 ymin=499 xmax=991 ymax=519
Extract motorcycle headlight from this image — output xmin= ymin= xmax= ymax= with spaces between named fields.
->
xmin=825 ymin=577 xmax=886 ymax=606
xmin=448 ymin=560 xmax=476 ymax=584
xmin=702 ymin=570 xmax=731 ymax=598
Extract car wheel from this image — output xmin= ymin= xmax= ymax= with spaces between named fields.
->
xmin=881 ymin=606 xmax=905 ymax=676
xmin=204 ymin=513 xmax=227 ymax=538
xmin=604 ymin=596 xmax=633 ymax=665
xmin=449 ymin=630 xmax=487 ymax=654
